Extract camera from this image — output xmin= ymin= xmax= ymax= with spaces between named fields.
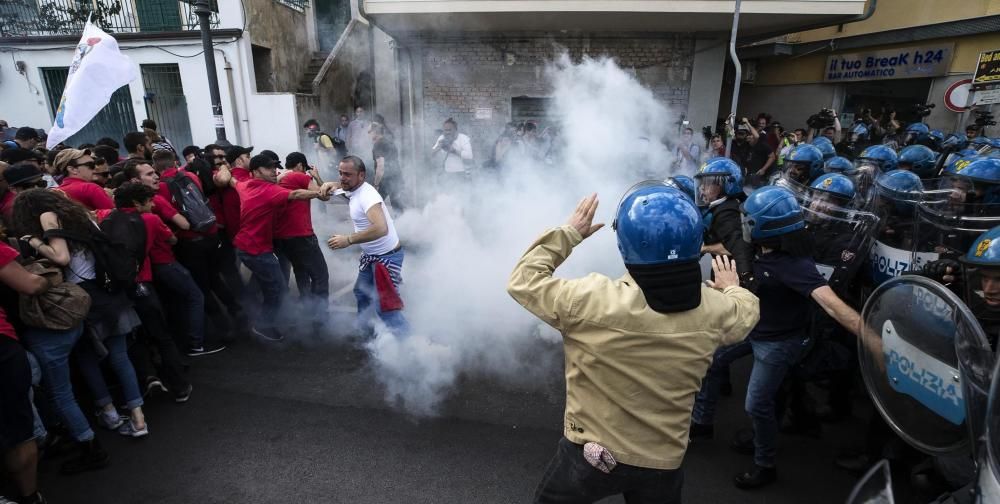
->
xmin=806 ymin=108 xmax=837 ymax=130
xmin=974 ymin=109 xmax=997 ymax=129
xmin=911 ymin=103 xmax=935 ymax=119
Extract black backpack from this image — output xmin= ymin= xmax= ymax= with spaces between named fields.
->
xmin=167 ymin=173 xmax=216 ymax=232
xmin=47 ymin=212 xmax=147 ymax=292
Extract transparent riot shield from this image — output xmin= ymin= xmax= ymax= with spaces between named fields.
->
xmin=845 ymin=459 xmax=895 ymax=504
xmin=978 ymin=357 xmax=1000 ymax=503
xmin=859 ymin=275 xmax=987 ymax=455
xmin=801 ymin=191 xmax=880 ymax=293
xmin=911 ymin=199 xmax=1000 ymax=276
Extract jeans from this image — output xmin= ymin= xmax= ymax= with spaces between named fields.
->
xmin=534 ymin=437 xmax=683 ymax=504
xmin=237 ymin=250 xmax=287 ymax=330
xmin=274 ymin=235 xmax=330 ymax=322
xmin=25 ymin=352 xmax=47 ymax=441
xmin=153 ymin=261 xmax=206 ymax=348
xmin=353 ymin=249 xmax=409 ymax=337
xmin=21 ymin=326 xmax=94 ymax=443
xmin=76 ymin=331 xmax=144 ymax=411
xmin=691 ymin=340 xmax=752 ymax=426
xmin=129 ymin=284 xmax=190 ymax=392
xmin=745 ymin=337 xmax=809 ymax=468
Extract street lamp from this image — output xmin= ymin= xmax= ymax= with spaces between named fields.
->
xmin=194 ymin=0 xmax=227 ymax=143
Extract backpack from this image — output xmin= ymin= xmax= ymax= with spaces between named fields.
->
xmin=167 ymin=173 xmax=216 ymax=232
xmin=19 ymin=260 xmax=92 ymax=330
xmin=46 ymin=212 xmax=147 ymax=292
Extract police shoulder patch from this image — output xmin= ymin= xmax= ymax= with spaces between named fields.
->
xmin=976 ymin=239 xmax=992 ymax=257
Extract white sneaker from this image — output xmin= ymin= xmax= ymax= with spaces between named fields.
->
xmin=96 ymin=409 xmax=125 ymax=430
xmin=117 ymin=418 xmax=149 ymax=438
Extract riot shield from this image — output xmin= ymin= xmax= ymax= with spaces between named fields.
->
xmin=911 ymin=199 xmax=1000 ymax=275
xmin=845 ymin=459 xmax=895 ymax=504
xmin=979 ymin=356 xmax=1000 ymax=503
xmin=859 ymin=275 xmax=986 ymax=455
xmin=801 ymin=192 xmax=880 ymax=293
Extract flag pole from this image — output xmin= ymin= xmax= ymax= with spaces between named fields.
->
xmin=194 ymin=0 xmax=227 ymax=143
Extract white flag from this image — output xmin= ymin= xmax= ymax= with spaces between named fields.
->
xmin=46 ymin=20 xmax=137 ymax=149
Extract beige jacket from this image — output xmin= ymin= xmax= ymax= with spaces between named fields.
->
xmin=507 ymin=225 xmax=760 ymax=470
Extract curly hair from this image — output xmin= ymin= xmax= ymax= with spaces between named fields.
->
xmin=11 ymin=189 xmax=96 ymax=252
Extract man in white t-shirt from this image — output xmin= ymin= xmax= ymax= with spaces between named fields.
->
xmin=431 ymin=117 xmax=473 ymax=187
xmin=327 ymin=155 xmax=409 ymax=337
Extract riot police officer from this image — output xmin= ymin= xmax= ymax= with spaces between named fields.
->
xmin=898 ymin=144 xmax=939 ymax=181
xmin=695 ymin=158 xmax=755 ymax=287
xmin=772 ymin=144 xmax=824 ymax=196
xmin=851 ymin=145 xmax=899 ymax=211
xmin=837 ymin=122 xmax=870 ymax=159
xmin=823 ymin=156 xmax=854 ymax=177
xmin=903 ymin=122 xmax=931 ymax=147
xmin=664 ymin=175 xmax=695 ymax=203
xmin=691 ymin=186 xmax=864 ymax=490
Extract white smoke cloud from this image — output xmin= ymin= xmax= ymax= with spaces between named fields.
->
xmin=322 ymin=53 xmax=682 ymax=415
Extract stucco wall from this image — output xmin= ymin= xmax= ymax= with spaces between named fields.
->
xmin=244 ymin=0 xmax=319 ymax=93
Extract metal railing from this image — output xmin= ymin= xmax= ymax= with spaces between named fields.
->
xmin=0 ymin=0 xmax=220 ymax=37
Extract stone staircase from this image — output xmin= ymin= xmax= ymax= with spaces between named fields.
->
xmin=296 ymin=51 xmax=330 ymax=94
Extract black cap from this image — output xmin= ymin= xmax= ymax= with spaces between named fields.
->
xmin=181 ymin=145 xmax=201 ymax=159
xmin=14 ymin=127 xmax=40 ymax=141
xmin=260 ymin=149 xmax=283 ymax=168
xmin=3 ymin=162 xmax=43 ymax=187
xmin=0 ymin=148 xmax=42 ymax=164
xmin=249 ymin=154 xmax=276 ymax=171
xmin=225 ymin=145 xmax=253 ymax=164
xmin=285 ymin=152 xmax=308 ymax=169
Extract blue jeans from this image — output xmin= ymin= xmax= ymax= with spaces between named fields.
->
xmin=237 ymin=250 xmax=287 ymax=329
xmin=692 ymin=339 xmax=752 ymax=426
xmin=21 ymin=326 xmax=94 ymax=443
xmin=153 ymin=261 xmax=206 ymax=348
xmin=25 ymin=352 xmax=47 ymax=441
xmin=353 ymin=249 xmax=409 ymax=337
xmin=746 ymin=337 xmax=809 ymax=468
xmin=76 ymin=332 xmax=144 ymax=411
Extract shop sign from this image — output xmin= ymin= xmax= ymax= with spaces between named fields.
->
xmin=972 ymin=49 xmax=1000 ymax=90
xmin=824 ymin=44 xmax=953 ymax=82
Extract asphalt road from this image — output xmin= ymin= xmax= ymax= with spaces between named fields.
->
xmin=35 ymin=321 xmax=867 ymax=504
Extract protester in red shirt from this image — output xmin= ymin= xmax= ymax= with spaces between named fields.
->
xmin=0 ymin=240 xmax=49 ymax=504
xmin=98 ymin=183 xmax=194 ymax=402
xmin=122 ymin=158 xmax=190 ymax=231
xmin=275 ymin=152 xmax=331 ymax=330
xmin=217 ymin=154 xmax=333 ymax=341
xmin=53 ymin=149 xmax=113 ymax=210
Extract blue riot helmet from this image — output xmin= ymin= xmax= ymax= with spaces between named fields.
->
xmin=904 ymin=122 xmax=930 ymax=146
xmin=811 ymin=173 xmax=856 ymax=201
xmin=663 ymin=175 xmax=696 ymax=203
xmin=811 ymin=136 xmax=833 ymax=147
xmin=963 ymin=226 xmax=1000 ymax=267
xmin=614 ymin=183 xmax=703 ymax=265
xmin=857 ymin=145 xmax=899 ymax=172
xmin=783 ymin=144 xmax=825 ymax=185
xmin=949 ymin=157 xmax=1000 ymax=206
xmin=876 ymin=169 xmax=925 ymax=218
xmin=959 ymin=226 xmax=1000 ymax=314
xmin=813 ymin=139 xmax=836 ymax=161
xmin=971 ymin=136 xmax=993 ymax=154
xmin=824 ymin=156 xmax=854 ymax=174
xmin=941 ymin=133 xmax=968 ymax=151
xmin=741 ymin=186 xmax=805 ymax=241
xmin=848 ymin=121 xmax=870 ymax=143
xmin=927 ymin=129 xmax=945 ymax=150
xmin=804 ymin=174 xmax=857 ymax=224
xmin=942 ymin=150 xmax=981 ymax=175
xmin=693 ymin=157 xmax=743 ymax=207
xmin=898 ymin=145 xmax=938 ymax=179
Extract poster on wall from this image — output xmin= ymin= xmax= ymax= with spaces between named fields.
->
xmin=972 ymin=49 xmax=1000 ymax=90
xmin=824 ymin=44 xmax=953 ymax=83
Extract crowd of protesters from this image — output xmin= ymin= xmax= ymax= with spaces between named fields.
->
xmin=0 ymin=114 xmax=407 ymax=504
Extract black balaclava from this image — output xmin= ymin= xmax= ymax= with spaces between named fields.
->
xmin=626 ymin=261 xmax=703 ymax=314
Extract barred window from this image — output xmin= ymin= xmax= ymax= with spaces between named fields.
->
xmin=275 ymin=0 xmax=308 ymax=12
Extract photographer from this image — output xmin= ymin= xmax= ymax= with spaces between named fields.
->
xmin=730 ymin=121 xmax=776 ymax=187
xmin=806 ymin=108 xmax=841 ymax=144
xmin=431 ymin=117 xmax=474 ymax=189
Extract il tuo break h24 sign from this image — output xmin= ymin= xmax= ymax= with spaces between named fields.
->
xmin=824 ymin=44 xmax=953 ymax=82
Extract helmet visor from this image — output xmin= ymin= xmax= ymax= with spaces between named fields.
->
xmin=695 ymin=174 xmax=728 ymax=207
xmin=783 ymin=161 xmax=813 ymax=185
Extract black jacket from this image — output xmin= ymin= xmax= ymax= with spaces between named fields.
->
xmin=704 ymin=198 xmax=756 ymax=290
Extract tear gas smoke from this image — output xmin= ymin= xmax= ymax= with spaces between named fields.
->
xmin=319 ymin=53 xmax=684 ymax=416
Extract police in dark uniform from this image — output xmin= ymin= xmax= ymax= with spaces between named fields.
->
xmin=695 ymin=158 xmax=755 ymax=288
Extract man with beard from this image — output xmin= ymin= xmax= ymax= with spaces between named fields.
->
xmin=111 ymin=131 xmax=153 ymax=174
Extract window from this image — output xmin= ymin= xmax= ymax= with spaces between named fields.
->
xmin=252 ymin=45 xmax=275 ymax=92
xmin=275 ymin=0 xmax=308 ymax=12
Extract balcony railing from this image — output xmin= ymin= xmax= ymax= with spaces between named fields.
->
xmin=0 ymin=0 xmax=220 ymax=37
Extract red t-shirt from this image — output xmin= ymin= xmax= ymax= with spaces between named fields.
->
xmin=233 ymin=179 xmax=290 ymax=255
xmin=59 ymin=177 xmax=113 ymax=210
xmin=220 ymin=167 xmax=251 ymax=241
xmin=151 ymin=194 xmax=179 ymax=225
xmin=0 ymin=242 xmax=20 ymax=341
xmin=95 ymin=209 xmax=169 ymax=282
xmin=275 ymin=172 xmax=314 ymax=239
xmin=0 ymin=191 xmax=14 ymax=229
xmin=159 ymin=168 xmax=218 ymax=239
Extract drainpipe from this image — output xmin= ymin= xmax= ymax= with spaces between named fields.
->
xmin=724 ymin=0 xmax=742 ymax=158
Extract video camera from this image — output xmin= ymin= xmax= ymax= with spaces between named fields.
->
xmin=806 ymin=108 xmax=837 ymax=130
xmin=974 ymin=109 xmax=997 ymax=129
xmin=910 ymin=103 xmax=935 ymax=119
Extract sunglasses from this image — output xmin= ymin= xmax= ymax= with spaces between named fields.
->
xmin=69 ymin=161 xmax=96 ymax=169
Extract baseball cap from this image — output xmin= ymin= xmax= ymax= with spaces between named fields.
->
xmin=3 ymin=162 xmax=43 ymax=187
xmin=53 ymin=148 xmax=92 ymax=174
xmin=285 ymin=152 xmax=308 ymax=169
xmin=249 ymin=154 xmax=276 ymax=171
xmin=260 ymin=149 xmax=283 ymax=169
xmin=225 ymin=145 xmax=253 ymax=164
